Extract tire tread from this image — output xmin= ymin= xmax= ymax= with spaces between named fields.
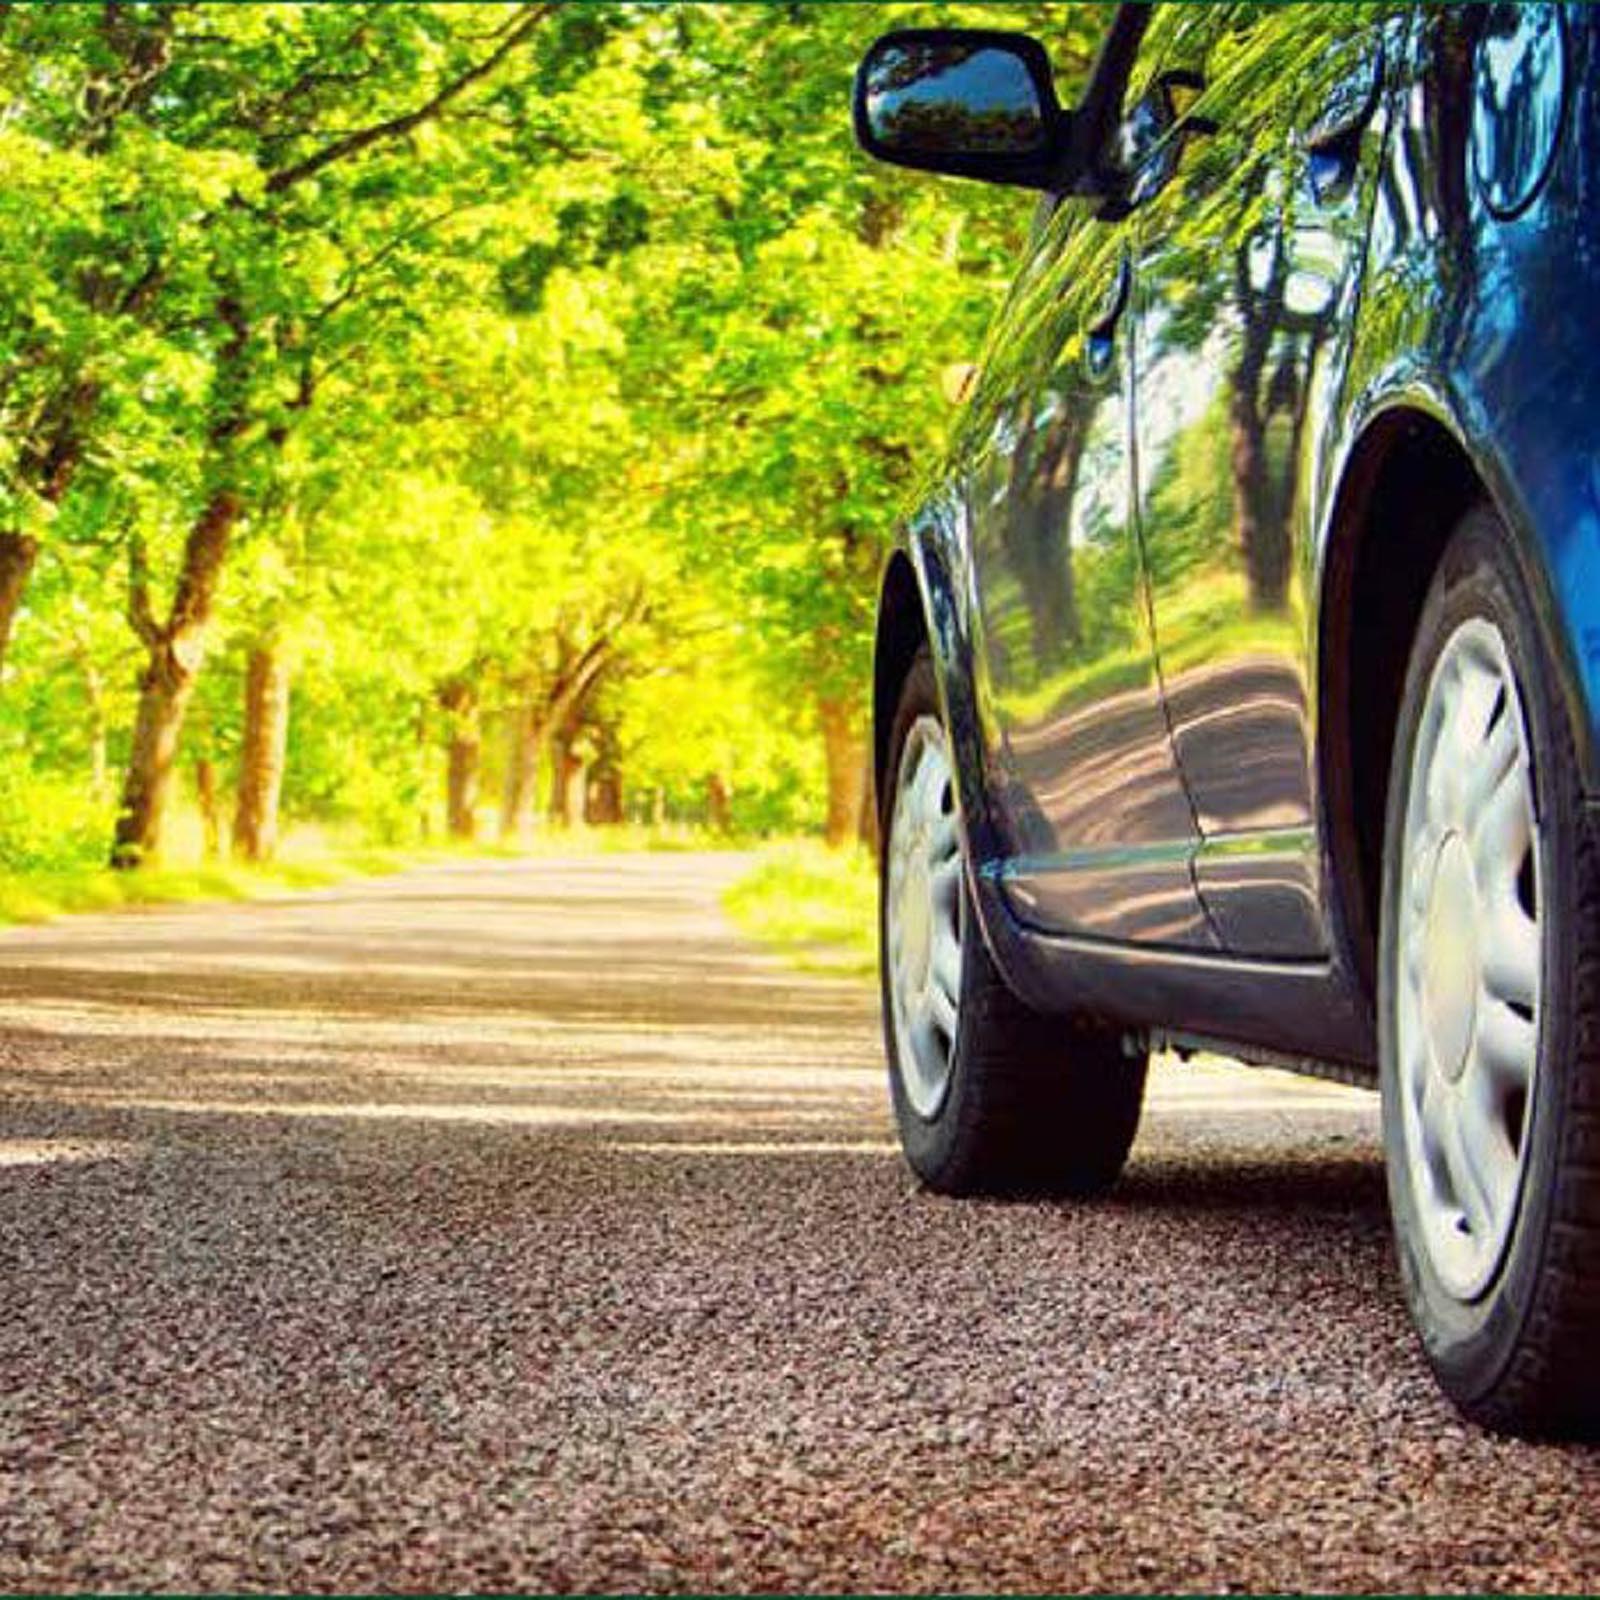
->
xmin=881 ymin=648 xmax=1147 ymax=1199
xmin=1383 ymin=506 xmax=1600 ymax=1439
xmin=1478 ymin=762 xmax=1600 ymax=1436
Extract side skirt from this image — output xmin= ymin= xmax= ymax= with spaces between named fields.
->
xmin=969 ymin=864 xmax=1378 ymax=1076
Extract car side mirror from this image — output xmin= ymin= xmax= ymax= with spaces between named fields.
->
xmin=853 ymin=29 xmax=1070 ymax=192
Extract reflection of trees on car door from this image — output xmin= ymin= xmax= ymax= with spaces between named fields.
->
xmin=965 ymin=160 xmax=1211 ymax=948
xmin=1129 ymin=3 xmax=1395 ymax=954
xmin=997 ymin=381 xmax=1087 ymax=661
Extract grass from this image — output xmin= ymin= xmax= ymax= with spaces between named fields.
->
xmin=722 ymin=840 xmax=878 ymax=978
xmin=0 ymin=847 xmax=422 ymax=927
xmin=0 ymin=820 xmax=756 ymax=929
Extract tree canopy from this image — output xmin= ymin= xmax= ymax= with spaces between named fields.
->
xmin=0 ymin=2 xmax=1110 ymax=867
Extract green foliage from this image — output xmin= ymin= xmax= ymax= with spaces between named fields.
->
xmin=0 ymin=2 xmax=1112 ymax=876
xmin=723 ymin=842 xmax=878 ymax=977
xmin=0 ymin=761 xmax=113 ymax=873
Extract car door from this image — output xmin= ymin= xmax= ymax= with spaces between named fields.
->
xmin=961 ymin=28 xmax=1213 ymax=950
xmin=1127 ymin=3 xmax=1396 ymax=956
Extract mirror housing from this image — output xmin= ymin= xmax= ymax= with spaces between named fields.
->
xmin=853 ymin=29 xmax=1070 ymax=192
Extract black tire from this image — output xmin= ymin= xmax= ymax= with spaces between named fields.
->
xmin=879 ymin=647 xmax=1147 ymax=1197
xmin=1379 ymin=504 xmax=1600 ymax=1437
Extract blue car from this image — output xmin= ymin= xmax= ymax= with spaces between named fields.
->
xmin=855 ymin=2 xmax=1599 ymax=1436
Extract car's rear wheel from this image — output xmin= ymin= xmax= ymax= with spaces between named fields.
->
xmin=881 ymin=647 xmax=1147 ymax=1196
xmin=1380 ymin=505 xmax=1600 ymax=1437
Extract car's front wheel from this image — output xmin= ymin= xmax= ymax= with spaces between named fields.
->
xmin=1381 ymin=505 xmax=1600 ymax=1437
xmin=880 ymin=647 xmax=1147 ymax=1196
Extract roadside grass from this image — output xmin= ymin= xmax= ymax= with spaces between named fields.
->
xmin=551 ymin=822 xmax=744 ymax=854
xmin=722 ymin=840 xmax=877 ymax=978
xmin=0 ymin=821 xmax=747 ymax=928
xmin=0 ymin=847 xmax=424 ymax=927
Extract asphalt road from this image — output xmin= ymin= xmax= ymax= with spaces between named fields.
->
xmin=1 ymin=853 xmax=1598 ymax=1592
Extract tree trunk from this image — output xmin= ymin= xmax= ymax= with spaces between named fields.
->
xmin=113 ymin=289 xmax=252 ymax=867
xmin=1000 ymin=404 xmax=1087 ymax=666
xmin=587 ymin=766 xmax=623 ymax=825
xmin=113 ymin=648 xmax=199 ymax=867
xmin=448 ymin=732 xmax=480 ymax=840
xmin=818 ymin=693 xmax=867 ymax=849
xmin=499 ymin=693 xmax=544 ymax=842
xmin=1231 ymin=400 xmax=1290 ymax=612
xmin=415 ymin=700 xmax=433 ymax=842
xmin=233 ymin=641 xmax=292 ymax=862
xmin=549 ymin=730 xmax=586 ymax=827
xmin=856 ymin=742 xmax=879 ymax=853
xmin=585 ymin=723 xmax=623 ymax=826
xmin=1229 ymin=236 xmax=1292 ymax=615
xmin=0 ymin=531 xmax=39 ymax=679
xmin=705 ymin=771 xmax=731 ymax=833
xmin=563 ymin=757 xmax=587 ymax=827
xmin=113 ymin=487 xmax=241 ymax=867
xmin=436 ymin=676 xmax=481 ymax=841
xmin=196 ymin=758 xmax=222 ymax=859
xmin=509 ymin=622 xmax=628 ymax=835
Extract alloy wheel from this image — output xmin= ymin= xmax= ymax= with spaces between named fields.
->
xmin=886 ymin=715 xmax=964 ymax=1119
xmin=1396 ymin=616 xmax=1543 ymax=1300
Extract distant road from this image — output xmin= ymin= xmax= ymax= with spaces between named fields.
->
xmin=1 ymin=854 xmax=1596 ymax=1591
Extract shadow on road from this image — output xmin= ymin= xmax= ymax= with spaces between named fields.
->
xmin=1111 ymin=1151 xmax=1387 ymax=1221
xmin=5 ymin=854 xmax=1597 ymax=1593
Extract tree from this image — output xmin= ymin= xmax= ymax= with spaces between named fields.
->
xmin=0 ymin=4 xmax=213 ymax=673
xmin=617 ymin=4 xmax=1063 ymax=844
xmin=0 ymin=1 xmax=1112 ymax=867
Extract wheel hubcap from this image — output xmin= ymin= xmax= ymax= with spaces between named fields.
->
xmin=1421 ymin=833 xmax=1481 ymax=1084
xmin=886 ymin=717 xmax=963 ymax=1120
xmin=1397 ymin=617 xmax=1542 ymax=1301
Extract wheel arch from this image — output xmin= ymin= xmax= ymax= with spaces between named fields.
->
xmin=1317 ymin=401 xmax=1587 ymax=1008
xmin=873 ymin=550 xmax=932 ymax=827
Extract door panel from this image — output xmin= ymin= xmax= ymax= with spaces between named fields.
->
xmin=1127 ymin=4 xmax=1395 ymax=956
xmin=964 ymin=175 xmax=1212 ymax=948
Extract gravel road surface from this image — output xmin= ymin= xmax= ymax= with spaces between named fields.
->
xmin=1 ymin=853 xmax=1597 ymax=1592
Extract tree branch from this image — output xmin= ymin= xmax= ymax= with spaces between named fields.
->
xmin=263 ymin=3 xmax=554 ymax=195
xmin=308 ymin=200 xmax=481 ymax=330
xmin=549 ymin=635 xmax=613 ymax=725
xmin=252 ymin=7 xmax=388 ymax=125
xmin=126 ymin=532 xmax=161 ymax=648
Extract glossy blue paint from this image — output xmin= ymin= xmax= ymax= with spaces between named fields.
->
xmin=1348 ymin=3 xmax=1600 ymax=792
xmin=1472 ymin=2 xmax=1568 ymax=218
xmin=867 ymin=2 xmax=1600 ymax=1079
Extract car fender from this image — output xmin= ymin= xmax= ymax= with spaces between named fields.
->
xmin=878 ymin=509 xmax=1096 ymax=1016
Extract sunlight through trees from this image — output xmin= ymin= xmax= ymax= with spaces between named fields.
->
xmin=0 ymin=3 xmax=1094 ymax=868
